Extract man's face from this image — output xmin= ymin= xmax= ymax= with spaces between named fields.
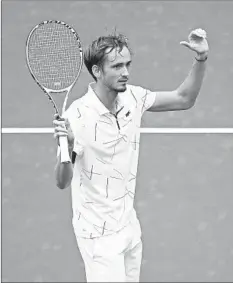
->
xmin=99 ymin=46 xmax=132 ymax=92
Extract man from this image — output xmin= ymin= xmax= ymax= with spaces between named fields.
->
xmin=53 ymin=28 xmax=209 ymax=282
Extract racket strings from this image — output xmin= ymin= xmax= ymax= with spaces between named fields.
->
xmin=27 ymin=23 xmax=82 ymax=90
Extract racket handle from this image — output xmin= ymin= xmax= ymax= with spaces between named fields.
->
xmin=59 ymin=136 xmax=71 ymax=163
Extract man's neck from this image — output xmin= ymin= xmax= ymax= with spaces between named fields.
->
xmin=92 ymin=82 xmax=118 ymax=113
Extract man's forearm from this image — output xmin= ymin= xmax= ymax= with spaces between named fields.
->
xmin=177 ymin=57 xmax=207 ymax=106
xmin=55 ymin=147 xmax=73 ymax=189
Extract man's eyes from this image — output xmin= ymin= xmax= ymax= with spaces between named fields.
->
xmin=113 ymin=63 xmax=131 ymax=69
xmin=114 ymin=64 xmax=122 ymax=69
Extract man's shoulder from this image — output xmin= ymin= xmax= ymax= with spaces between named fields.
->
xmin=126 ymin=84 xmax=150 ymax=94
xmin=63 ymin=94 xmax=87 ymax=120
xmin=125 ymin=84 xmax=152 ymax=102
xmin=69 ymin=96 xmax=84 ymax=109
xmin=126 ymin=84 xmax=156 ymax=114
xmin=67 ymin=89 xmax=90 ymax=111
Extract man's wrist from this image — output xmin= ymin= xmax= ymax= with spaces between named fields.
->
xmin=68 ymin=143 xmax=74 ymax=155
xmin=195 ymin=52 xmax=208 ymax=62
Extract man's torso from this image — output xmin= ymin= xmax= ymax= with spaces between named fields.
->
xmin=65 ymin=84 xmax=156 ymax=238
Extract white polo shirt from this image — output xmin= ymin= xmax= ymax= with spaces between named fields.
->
xmin=64 ymin=83 xmax=156 ymax=239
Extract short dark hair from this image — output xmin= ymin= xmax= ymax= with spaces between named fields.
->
xmin=84 ymin=33 xmax=132 ymax=81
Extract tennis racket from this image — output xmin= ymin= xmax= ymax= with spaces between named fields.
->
xmin=26 ymin=20 xmax=83 ymax=163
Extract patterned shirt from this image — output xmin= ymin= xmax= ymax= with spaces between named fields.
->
xmin=64 ymin=83 xmax=156 ymax=239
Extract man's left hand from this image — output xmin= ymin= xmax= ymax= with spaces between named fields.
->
xmin=180 ymin=28 xmax=209 ymax=58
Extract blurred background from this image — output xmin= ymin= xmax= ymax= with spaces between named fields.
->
xmin=2 ymin=1 xmax=233 ymax=282
xmin=2 ymin=0 xmax=233 ymax=128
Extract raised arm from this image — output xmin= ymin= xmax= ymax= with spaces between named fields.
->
xmin=148 ymin=28 xmax=209 ymax=112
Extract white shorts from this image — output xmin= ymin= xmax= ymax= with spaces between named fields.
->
xmin=74 ymin=220 xmax=143 ymax=282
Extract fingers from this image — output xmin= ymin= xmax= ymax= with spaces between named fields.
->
xmin=53 ymin=116 xmax=68 ymax=140
xmin=52 ymin=115 xmax=75 ymax=150
xmin=53 ymin=124 xmax=68 ymax=146
xmin=54 ymin=113 xmax=60 ymax=120
xmin=54 ymin=125 xmax=68 ymax=133
xmin=53 ymin=119 xmax=66 ymax=127
xmin=180 ymin=28 xmax=207 ymax=46
xmin=190 ymin=28 xmax=207 ymax=39
xmin=53 ymin=114 xmax=71 ymax=127
xmin=180 ymin=28 xmax=209 ymax=54
xmin=180 ymin=41 xmax=191 ymax=49
xmin=53 ymin=117 xmax=70 ymax=128
xmin=53 ymin=132 xmax=67 ymax=140
xmin=53 ymin=126 xmax=68 ymax=140
xmin=54 ymin=113 xmax=65 ymax=122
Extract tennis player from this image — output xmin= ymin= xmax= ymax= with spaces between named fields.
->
xmin=53 ymin=28 xmax=209 ymax=282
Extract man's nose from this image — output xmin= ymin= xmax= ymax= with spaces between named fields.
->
xmin=122 ymin=66 xmax=129 ymax=77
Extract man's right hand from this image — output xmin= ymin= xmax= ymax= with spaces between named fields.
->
xmin=53 ymin=114 xmax=74 ymax=149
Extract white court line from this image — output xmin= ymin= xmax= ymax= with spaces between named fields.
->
xmin=1 ymin=128 xmax=233 ymax=134
xmin=140 ymin=128 xmax=233 ymax=134
xmin=2 ymin=128 xmax=54 ymax=134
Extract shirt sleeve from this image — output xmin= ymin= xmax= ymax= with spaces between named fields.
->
xmin=129 ymin=85 xmax=157 ymax=115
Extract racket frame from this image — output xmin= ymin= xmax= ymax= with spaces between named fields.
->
xmin=26 ymin=20 xmax=83 ymax=163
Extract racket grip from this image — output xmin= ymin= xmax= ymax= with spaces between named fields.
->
xmin=59 ymin=136 xmax=71 ymax=163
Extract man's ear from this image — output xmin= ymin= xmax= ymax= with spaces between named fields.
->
xmin=92 ymin=65 xmax=101 ymax=79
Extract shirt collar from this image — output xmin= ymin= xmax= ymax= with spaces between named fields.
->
xmin=85 ymin=83 xmax=125 ymax=116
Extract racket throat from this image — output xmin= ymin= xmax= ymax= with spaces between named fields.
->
xmin=49 ymin=90 xmax=70 ymax=116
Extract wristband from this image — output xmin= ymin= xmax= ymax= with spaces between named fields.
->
xmin=195 ymin=55 xmax=208 ymax=62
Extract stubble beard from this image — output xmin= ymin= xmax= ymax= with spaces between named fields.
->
xmin=114 ymin=83 xmax=127 ymax=93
